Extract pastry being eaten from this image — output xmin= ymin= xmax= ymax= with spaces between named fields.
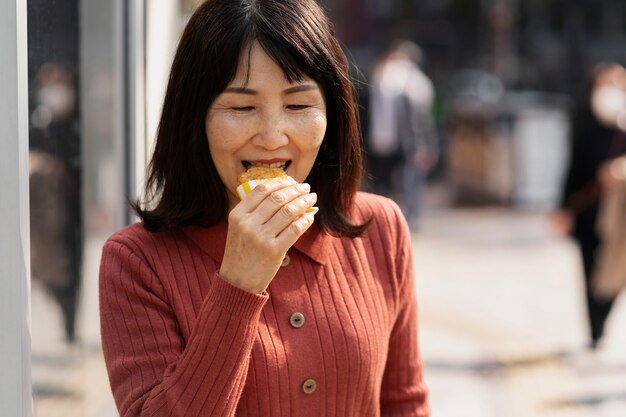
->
xmin=235 ymin=166 xmax=318 ymax=214
xmin=237 ymin=166 xmax=288 ymax=184
xmin=236 ymin=166 xmax=289 ymax=200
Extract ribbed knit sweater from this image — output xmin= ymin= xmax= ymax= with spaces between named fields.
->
xmin=99 ymin=192 xmax=429 ymax=417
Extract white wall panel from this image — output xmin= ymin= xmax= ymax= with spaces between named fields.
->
xmin=0 ymin=0 xmax=32 ymax=415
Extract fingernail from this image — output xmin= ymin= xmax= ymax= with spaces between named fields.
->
xmin=300 ymin=183 xmax=311 ymax=192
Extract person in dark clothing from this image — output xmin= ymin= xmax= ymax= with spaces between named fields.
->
xmin=29 ymin=62 xmax=82 ymax=344
xmin=553 ymin=63 xmax=626 ymax=349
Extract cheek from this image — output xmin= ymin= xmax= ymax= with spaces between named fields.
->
xmin=205 ymin=117 xmax=242 ymax=184
xmin=206 ymin=114 xmax=251 ymax=155
xmin=297 ymin=116 xmax=327 ymax=170
xmin=295 ymin=113 xmax=327 ymax=149
xmin=313 ymin=115 xmax=328 ymax=143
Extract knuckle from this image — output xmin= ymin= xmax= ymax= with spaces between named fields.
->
xmin=270 ymin=191 xmax=287 ymax=204
xmin=281 ymin=203 xmax=297 ymax=217
xmin=290 ymin=219 xmax=306 ymax=234
xmin=228 ymin=209 xmax=243 ymax=224
xmin=255 ymin=183 xmax=272 ymax=194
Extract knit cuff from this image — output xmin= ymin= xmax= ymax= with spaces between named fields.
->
xmin=206 ymin=272 xmax=269 ymax=319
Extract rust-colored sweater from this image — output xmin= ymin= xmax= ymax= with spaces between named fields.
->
xmin=99 ymin=192 xmax=429 ymax=417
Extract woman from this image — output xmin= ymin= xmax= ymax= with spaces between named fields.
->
xmin=554 ymin=63 xmax=626 ymax=349
xmin=99 ymin=0 xmax=429 ymax=416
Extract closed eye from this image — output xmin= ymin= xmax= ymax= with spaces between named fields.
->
xmin=287 ymin=104 xmax=311 ymax=110
xmin=231 ymin=106 xmax=255 ymax=112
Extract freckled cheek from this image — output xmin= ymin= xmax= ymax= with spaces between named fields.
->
xmin=206 ymin=118 xmax=253 ymax=152
xmin=292 ymin=115 xmax=327 ymax=149
xmin=206 ymin=131 xmax=242 ymax=192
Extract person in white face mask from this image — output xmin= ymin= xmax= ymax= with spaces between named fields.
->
xmin=552 ymin=63 xmax=626 ymax=350
xmin=590 ymin=73 xmax=626 ymax=131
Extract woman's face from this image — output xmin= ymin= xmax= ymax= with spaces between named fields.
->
xmin=206 ymin=41 xmax=327 ymax=209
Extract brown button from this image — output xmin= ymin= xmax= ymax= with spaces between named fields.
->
xmin=302 ymin=378 xmax=317 ymax=394
xmin=281 ymin=254 xmax=290 ymax=267
xmin=289 ymin=312 xmax=305 ymax=328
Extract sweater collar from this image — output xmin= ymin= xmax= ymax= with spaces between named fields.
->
xmin=183 ymin=219 xmax=332 ymax=265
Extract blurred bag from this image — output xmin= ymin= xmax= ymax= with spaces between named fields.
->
xmin=29 ymin=151 xmax=71 ymax=287
xmin=593 ymin=160 xmax=626 ymax=298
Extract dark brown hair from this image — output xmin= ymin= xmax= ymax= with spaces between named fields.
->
xmin=134 ymin=0 xmax=369 ymax=237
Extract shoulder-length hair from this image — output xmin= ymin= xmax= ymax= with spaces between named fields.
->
xmin=134 ymin=0 xmax=369 ymax=237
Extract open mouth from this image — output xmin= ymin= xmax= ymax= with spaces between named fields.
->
xmin=242 ymin=160 xmax=291 ymax=171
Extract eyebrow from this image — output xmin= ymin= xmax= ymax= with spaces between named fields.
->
xmin=284 ymin=84 xmax=319 ymax=94
xmin=223 ymin=87 xmax=257 ymax=95
xmin=223 ymin=83 xmax=319 ymax=95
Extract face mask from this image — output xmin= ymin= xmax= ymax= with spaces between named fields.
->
xmin=37 ymin=83 xmax=76 ymax=121
xmin=591 ymin=85 xmax=626 ymax=128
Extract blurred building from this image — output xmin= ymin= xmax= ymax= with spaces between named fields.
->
xmin=321 ymin=0 xmax=626 ymax=208
xmin=323 ymin=0 xmax=626 ymax=94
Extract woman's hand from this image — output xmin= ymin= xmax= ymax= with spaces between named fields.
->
xmin=550 ymin=209 xmax=573 ymax=236
xmin=220 ymin=177 xmax=317 ymax=294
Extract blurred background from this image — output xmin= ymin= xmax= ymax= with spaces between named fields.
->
xmin=25 ymin=0 xmax=626 ymax=416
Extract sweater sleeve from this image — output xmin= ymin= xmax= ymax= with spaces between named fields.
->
xmin=379 ymin=208 xmax=430 ymax=417
xmin=99 ymin=239 xmax=268 ymax=417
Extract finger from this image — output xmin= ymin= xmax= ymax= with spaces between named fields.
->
xmin=235 ymin=177 xmax=298 ymax=213
xmin=253 ymin=182 xmax=312 ymax=223
xmin=264 ymin=192 xmax=317 ymax=235
xmin=274 ymin=209 xmax=317 ymax=248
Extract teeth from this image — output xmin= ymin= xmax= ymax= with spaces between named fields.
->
xmin=244 ymin=161 xmax=287 ymax=170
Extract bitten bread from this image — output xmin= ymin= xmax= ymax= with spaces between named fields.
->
xmin=235 ymin=166 xmax=318 ymax=214
xmin=237 ymin=166 xmax=288 ymax=184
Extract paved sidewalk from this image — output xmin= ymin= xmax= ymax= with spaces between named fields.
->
xmin=31 ymin=281 xmax=117 ymax=417
xmin=415 ymin=207 xmax=626 ymax=417
xmin=31 ymin=204 xmax=626 ymax=417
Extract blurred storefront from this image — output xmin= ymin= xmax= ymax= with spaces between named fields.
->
xmin=446 ymin=88 xmax=572 ymax=209
xmin=320 ymin=0 xmax=626 ymax=208
xmin=323 ymin=0 xmax=626 ymax=94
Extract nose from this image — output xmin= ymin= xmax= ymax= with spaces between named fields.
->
xmin=251 ymin=110 xmax=289 ymax=150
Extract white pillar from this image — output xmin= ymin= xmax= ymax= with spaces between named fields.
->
xmin=0 ymin=0 xmax=32 ymax=416
xmin=146 ymin=0 xmax=182 ymax=160
xmin=79 ymin=0 xmax=127 ymax=348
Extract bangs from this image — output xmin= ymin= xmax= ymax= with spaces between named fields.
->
xmin=255 ymin=36 xmax=314 ymax=83
xmin=222 ymin=27 xmax=328 ymax=90
xmin=240 ymin=1 xmax=332 ymax=86
xmin=233 ymin=32 xmax=320 ymax=88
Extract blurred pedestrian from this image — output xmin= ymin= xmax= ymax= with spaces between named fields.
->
xmin=553 ymin=62 xmax=626 ymax=349
xmin=29 ymin=62 xmax=82 ymax=343
xmin=367 ymin=40 xmax=438 ymax=230
xmin=99 ymin=1 xmax=429 ymax=416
